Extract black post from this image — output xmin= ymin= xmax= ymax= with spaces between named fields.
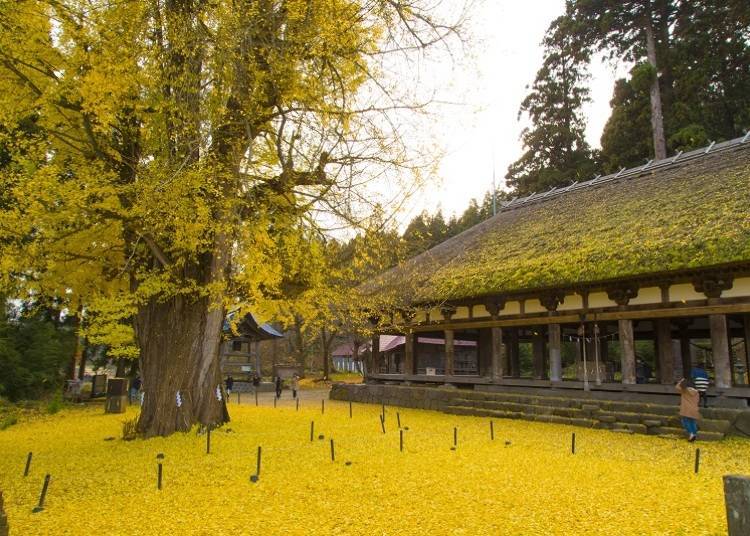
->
xmin=206 ymin=428 xmax=211 ymax=454
xmin=454 ymin=427 xmax=458 ymax=447
xmin=255 ymin=390 xmax=258 ymax=406
xmin=321 ymin=399 xmax=325 ymax=414
xmin=330 ymin=439 xmax=335 ymax=462
xmin=397 ymin=412 xmax=401 ymax=429
xmin=32 ymin=474 xmax=51 ymax=513
xmin=296 ymin=398 xmax=300 ymax=411
xmin=695 ymin=448 xmax=701 ymax=474
xmin=310 ymin=421 xmax=314 ymax=442
xmin=490 ymin=421 xmax=494 ymax=441
xmin=400 ymin=429 xmax=404 ymax=452
xmin=380 ymin=415 xmax=386 ymax=434
xmin=256 ymin=446 xmax=262 ymax=476
xmin=349 ymin=401 xmax=352 ymax=418
xmin=24 ymin=452 xmax=32 ymax=477
xmin=157 ymin=463 xmax=163 ymax=490
xmin=571 ymin=432 xmax=576 ymax=454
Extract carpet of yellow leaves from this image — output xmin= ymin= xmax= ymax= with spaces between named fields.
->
xmin=1 ymin=399 xmax=748 ymax=535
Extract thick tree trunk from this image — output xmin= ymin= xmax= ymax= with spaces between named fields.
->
xmin=644 ymin=10 xmax=667 ymax=160
xmin=134 ymin=294 xmax=228 ymax=437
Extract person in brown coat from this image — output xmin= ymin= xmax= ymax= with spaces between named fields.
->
xmin=676 ymin=378 xmax=701 ymax=442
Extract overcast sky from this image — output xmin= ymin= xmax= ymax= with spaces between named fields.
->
xmin=396 ymin=0 xmax=628 ymax=224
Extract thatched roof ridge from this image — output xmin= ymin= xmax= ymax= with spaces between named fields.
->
xmin=365 ymin=135 xmax=750 ymax=305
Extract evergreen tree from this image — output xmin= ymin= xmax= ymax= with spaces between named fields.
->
xmin=506 ymin=17 xmax=598 ymax=196
xmin=567 ymin=0 xmax=676 ymax=160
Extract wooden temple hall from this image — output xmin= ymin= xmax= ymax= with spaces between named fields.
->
xmin=363 ymin=135 xmax=750 ymax=405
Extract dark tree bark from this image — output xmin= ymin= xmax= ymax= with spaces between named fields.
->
xmin=134 ymin=293 xmax=229 ymax=437
xmin=644 ymin=4 xmax=667 ymax=160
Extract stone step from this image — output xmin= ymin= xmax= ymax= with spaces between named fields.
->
xmin=443 ymin=405 xmax=596 ymax=428
xmin=453 ymin=398 xmax=734 ymax=432
xmin=444 ymin=404 xmax=729 ymax=440
xmin=594 ymin=411 xmax=732 ymax=433
xmin=455 ymin=393 xmax=742 ymax=421
xmin=650 ymin=426 xmax=725 ymax=441
xmin=458 ymin=399 xmax=588 ymax=419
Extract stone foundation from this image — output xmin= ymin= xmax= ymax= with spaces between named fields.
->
xmin=330 ymin=383 xmax=750 ymax=441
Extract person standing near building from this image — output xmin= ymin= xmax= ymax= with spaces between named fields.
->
xmin=275 ymin=376 xmax=282 ymax=399
xmin=291 ymin=374 xmax=299 ymax=399
xmin=130 ymin=376 xmax=141 ymax=404
xmin=676 ymin=378 xmax=701 ymax=442
xmin=691 ymin=363 xmax=710 ymax=408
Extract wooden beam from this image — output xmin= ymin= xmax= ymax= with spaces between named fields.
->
xmin=508 ymin=328 xmax=520 ymax=378
xmin=491 ymin=327 xmax=504 ymax=381
xmin=655 ymin=318 xmax=674 ymax=384
xmin=532 ymin=330 xmax=546 ymax=379
xmin=369 ymin=332 xmax=380 ymax=377
xmin=711 ymin=314 xmax=732 ymax=389
xmin=548 ymin=323 xmax=562 ymax=382
xmin=444 ymin=329 xmax=454 ymax=376
xmin=404 ymin=332 xmax=414 ymax=375
xmin=619 ymin=319 xmax=636 ymax=385
xmin=408 ymin=301 xmax=750 ymax=332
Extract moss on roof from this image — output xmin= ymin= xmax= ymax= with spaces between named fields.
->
xmin=367 ymin=142 xmax=750 ymax=305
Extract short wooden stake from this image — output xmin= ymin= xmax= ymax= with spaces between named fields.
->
xmin=256 ymin=446 xmax=262 ymax=476
xmin=32 ymin=474 xmax=50 ymax=513
xmin=490 ymin=420 xmax=494 ymax=440
xmin=255 ymin=390 xmax=258 ymax=406
xmin=206 ymin=428 xmax=211 ymax=454
xmin=321 ymin=399 xmax=325 ymax=414
xmin=296 ymin=398 xmax=300 ymax=411
xmin=157 ymin=463 xmax=163 ymax=490
xmin=454 ymin=427 xmax=458 ymax=447
xmin=273 ymin=396 xmax=277 ymax=408
xmin=400 ymin=429 xmax=404 ymax=452
xmin=330 ymin=439 xmax=335 ymax=462
xmin=397 ymin=412 xmax=401 ymax=429
xmin=382 ymin=403 xmax=385 ymax=421
xmin=380 ymin=415 xmax=386 ymax=434
xmin=237 ymin=392 xmax=241 ymax=404
xmin=310 ymin=421 xmax=314 ymax=442
xmin=349 ymin=401 xmax=352 ymax=418
xmin=24 ymin=452 xmax=32 ymax=477
xmin=694 ymin=448 xmax=701 ymax=474
xmin=571 ymin=432 xmax=576 ymax=454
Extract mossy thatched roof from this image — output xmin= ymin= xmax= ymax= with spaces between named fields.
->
xmin=366 ymin=137 xmax=750 ymax=305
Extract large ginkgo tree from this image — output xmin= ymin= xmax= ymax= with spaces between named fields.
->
xmin=0 ymin=0 xmax=460 ymax=436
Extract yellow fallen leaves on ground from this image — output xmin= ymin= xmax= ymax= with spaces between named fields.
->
xmin=1 ymin=399 xmax=748 ymax=535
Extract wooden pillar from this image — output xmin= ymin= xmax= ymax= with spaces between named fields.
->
xmin=655 ymin=318 xmax=674 ymax=384
xmin=404 ymin=332 xmax=414 ymax=376
xmin=711 ymin=314 xmax=732 ymax=389
xmin=743 ymin=314 xmax=750 ymax=385
xmin=444 ymin=329 xmax=454 ymax=376
xmin=254 ymin=341 xmax=261 ymax=378
xmin=678 ymin=323 xmax=692 ymax=380
xmin=370 ymin=333 xmax=380 ymax=376
xmin=508 ymin=328 xmax=520 ymax=377
xmin=491 ymin=327 xmax=504 ymax=381
xmin=619 ymin=319 xmax=636 ymax=385
xmin=548 ymin=323 xmax=562 ymax=382
xmin=532 ymin=330 xmax=546 ymax=379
